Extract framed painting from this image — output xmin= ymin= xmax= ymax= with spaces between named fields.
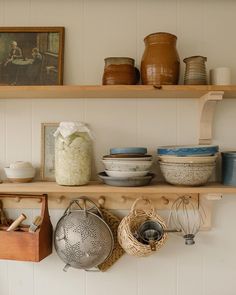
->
xmin=0 ymin=27 xmax=64 ymax=85
xmin=41 ymin=122 xmax=59 ymax=181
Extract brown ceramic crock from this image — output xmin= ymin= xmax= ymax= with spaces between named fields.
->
xmin=102 ymin=57 xmax=140 ymax=85
xmin=141 ymin=32 xmax=180 ymax=85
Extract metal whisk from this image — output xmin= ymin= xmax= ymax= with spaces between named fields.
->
xmin=168 ymin=195 xmax=205 ymax=245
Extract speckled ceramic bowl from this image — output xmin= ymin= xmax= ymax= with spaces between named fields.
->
xmin=158 ymin=155 xmax=218 ymax=164
xmin=102 ymin=160 xmax=153 ymax=171
xmin=159 ymin=162 xmax=216 ymax=186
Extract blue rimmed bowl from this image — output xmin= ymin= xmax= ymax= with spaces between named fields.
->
xmin=110 ymin=147 xmax=147 ymax=155
xmin=157 ymin=145 xmax=219 ymax=157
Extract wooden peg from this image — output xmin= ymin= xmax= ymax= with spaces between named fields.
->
xmin=161 ymin=196 xmax=169 ymax=205
xmin=79 ymin=198 xmax=85 ymax=208
xmin=98 ymin=196 xmax=105 ymax=207
xmin=14 ymin=196 xmax=21 ymax=203
xmin=120 ymin=196 xmax=126 ymax=203
xmin=56 ymin=195 xmax=64 ymax=204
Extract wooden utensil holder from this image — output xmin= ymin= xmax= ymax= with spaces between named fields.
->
xmin=0 ymin=194 xmax=52 ymax=262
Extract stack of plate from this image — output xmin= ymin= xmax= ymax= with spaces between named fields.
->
xmin=98 ymin=147 xmax=154 ymax=187
xmin=157 ymin=145 xmax=219 ymax=186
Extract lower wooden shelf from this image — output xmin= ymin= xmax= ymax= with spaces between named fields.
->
xmin=0 ymin=181 xmax=235 ymax=194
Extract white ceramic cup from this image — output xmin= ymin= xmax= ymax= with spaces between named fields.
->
xmin=210 ymin=67 xmax=231 ymax=85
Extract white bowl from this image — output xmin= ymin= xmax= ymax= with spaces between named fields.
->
xmin=102 ymin=160 xmax=153 ymax=171
xmin=5 ymin=167 xmax=36 ymax=183
xmin=103 ymin=156 xmax=152 ymax=161
xmin=105 ymin=170 xmax=148 ymax=178
xmin=158 ymin=155 xmax=218 ymax=164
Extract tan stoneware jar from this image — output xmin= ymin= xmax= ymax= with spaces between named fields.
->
xmin=141 ymin=32 xmax=180 ymax=85
xmin=102 ymin=57 xmax=140 ymax=85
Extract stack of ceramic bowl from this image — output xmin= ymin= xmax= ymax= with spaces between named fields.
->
xmin=99 ymin=147 xmax=154 ymax=187
xmin=183 ymin=56 xmax=207 ymax=85
xmin=157 ymin=145 xmax=219 ymax=186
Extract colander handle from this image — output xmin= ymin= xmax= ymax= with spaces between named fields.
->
xmin=63 ymin=197 xmax=104 ymax=218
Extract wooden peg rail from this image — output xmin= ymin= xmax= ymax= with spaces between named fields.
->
xmin=0 ymin=181 xmax=230 ymax=229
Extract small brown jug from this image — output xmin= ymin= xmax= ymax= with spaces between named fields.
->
xmin=141 ymin=32 xmax=180 ymax=85
xmin=102 ymin=57 xmax=140 ymax=85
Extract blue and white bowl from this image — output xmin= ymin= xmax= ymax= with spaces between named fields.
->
xmin=157 ymin=145 xmax=219 ymax=157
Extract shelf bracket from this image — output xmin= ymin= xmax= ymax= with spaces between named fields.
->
xmin=199 ymin=91 xmax=224 ymax=145
xmin=199 ymin=193 xmax=223 ymax=230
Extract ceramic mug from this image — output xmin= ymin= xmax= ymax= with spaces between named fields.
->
xmin=210 ymin=67 xmax=231 ymax=85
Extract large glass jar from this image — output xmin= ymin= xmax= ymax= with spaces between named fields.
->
xmin=54 ymin=122 xmax=92 ymax=186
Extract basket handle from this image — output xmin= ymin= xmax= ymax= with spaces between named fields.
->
xmin=130 ymin=197 xmax=155 ymax=216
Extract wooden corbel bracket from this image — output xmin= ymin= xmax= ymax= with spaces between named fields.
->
xmin=199 ymin=91 xmax=224 ymax=145
xmin=199 ymin=193 xmax=223 ymax=230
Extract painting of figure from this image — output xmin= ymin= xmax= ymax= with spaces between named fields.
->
xmin=0 ymin=27 xmax=64 ymax=85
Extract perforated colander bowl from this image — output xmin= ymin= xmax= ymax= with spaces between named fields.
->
xmin=54 ymin=198 xmax=114 ymax=271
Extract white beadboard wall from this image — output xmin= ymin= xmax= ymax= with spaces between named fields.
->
xmin=0 ymin=0 xmax=236 ymax=294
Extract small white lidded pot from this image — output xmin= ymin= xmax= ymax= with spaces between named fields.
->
xmin=5 ymin=161 xmax=36 ymax=183
xmin=210 ymin=67 xmax=231 ymax=85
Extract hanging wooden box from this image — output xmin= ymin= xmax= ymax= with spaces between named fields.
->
xmin=0 ymin=194 xmax=53 ymax=262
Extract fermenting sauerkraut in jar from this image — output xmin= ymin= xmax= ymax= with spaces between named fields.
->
xmin=54 ymin=122 xmax=92 ymax=186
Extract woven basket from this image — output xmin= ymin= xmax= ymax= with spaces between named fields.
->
xmin=118 ymin=198 xmax=167 ymax=257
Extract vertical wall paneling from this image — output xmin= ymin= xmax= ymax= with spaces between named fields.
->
xmin=5 ymin=100 xmax=32 ymax=164
xmin=85 ymin=98 xmax=137 ymax=178
xmin=83 ymin=0 xmax=137 ymax=84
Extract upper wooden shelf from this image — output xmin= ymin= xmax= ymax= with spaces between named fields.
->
xmin=0 ymin=85 xmax=236 ymax=99
xmin=0 ymin=181 xmax=235 ymax=195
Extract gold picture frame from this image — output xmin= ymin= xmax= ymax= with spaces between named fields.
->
xmin=0 ymin=27 xmax=64 ymax=85
xmin=41 ymin=122 xmax=59 ymax=181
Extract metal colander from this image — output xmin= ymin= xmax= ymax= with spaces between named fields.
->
xmin=54 ymin=197 xmax=114 ymax=271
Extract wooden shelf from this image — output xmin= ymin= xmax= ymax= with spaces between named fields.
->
xmin=0 ymin=85 xmax=236 ymax=99
xmin=0 ymin=181 xmax=234 ymax=195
